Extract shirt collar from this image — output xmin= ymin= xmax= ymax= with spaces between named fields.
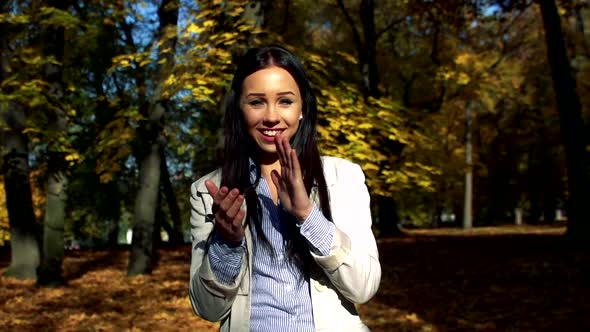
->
xmin=248 ymin=158 xmax=258 ymax=183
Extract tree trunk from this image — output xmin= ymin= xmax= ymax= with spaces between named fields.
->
xmin=160 ymin=148 xmax=183 ymax=244
xmin=337 ymin=0 xmax=404 ymax=235
xmin=127 ymin=0 xmax=178 ymax=275
xmin=359 ymin=0 xmax=379 ymax=97
xmin=376 ymin=195 xmax=402 ymax=237
xmin=539 ymin=0 xmax=590 ymax=248
xmin=37 ymin=166 xmax=67 ymax=286
xmin=128 ymin=140 xmax=162 ymax=276
xmin=463 ymin=101 xmax=473 ymax=229
xmin=336 ymin=0 xmax=380 ymax=98
xmin=37 ymin=4 xmax=68 ymax=285
xmin=1 ymin=7 xmax=41 ymax=279
xmin=108 ymin=218 xmax=120 ymax=247
xmin=1 ymin=104 xmax=41 ymax=279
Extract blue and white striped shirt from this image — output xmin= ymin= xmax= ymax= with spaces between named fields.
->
xmin=208 ymin=167 xmax=334 ymax=331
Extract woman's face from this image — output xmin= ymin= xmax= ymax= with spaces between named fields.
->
xmin=240 ymin=66 xmax=303 ymax=155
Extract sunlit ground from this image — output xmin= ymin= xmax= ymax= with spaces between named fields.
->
xmin=1 ymin=225 xmax=588 ymax=332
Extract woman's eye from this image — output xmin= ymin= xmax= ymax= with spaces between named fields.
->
xmin=248 ymin=100 xmax=264 ymax=107
xmin=279 ymin=99 xmax=294 ymax=106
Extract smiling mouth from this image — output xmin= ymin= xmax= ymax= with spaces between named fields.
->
xmin=259 ymin=129 xmax=285 ymax=137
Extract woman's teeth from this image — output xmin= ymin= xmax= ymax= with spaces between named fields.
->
xmin=262 ymin=130 xmax=281 ymax=137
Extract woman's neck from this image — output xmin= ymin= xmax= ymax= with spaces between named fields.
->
xmin=256 ymin=152 xmax=281 ymax=204
xmin=258 ymin=158 xmax=280 ymax=179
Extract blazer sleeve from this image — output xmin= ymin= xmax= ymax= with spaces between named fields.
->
xmin=188 ymin=175 xmax=249 ymax=322
xmin=311 ymin=158 xmax=381 ymax=304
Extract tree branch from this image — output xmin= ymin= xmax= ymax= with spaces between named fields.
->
xmin=376 ymin=17 xmax=404 ymax=40
xmin=336 ymin=0 xmax=364 ymax=49
xmin=280 ymin=0 xmax=290 ymax=34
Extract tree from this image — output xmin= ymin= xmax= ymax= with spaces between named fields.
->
xmin=538 ymin=0 xmax=590 ymax=247
xmin=36 ymin=1 xmax=73 ymax=287
xmin=127 ymin=0 xmax=179 ymax=276
xmin=334 ymin=0 xmax=403 ymax=235
xmin=0 ymin=2 xmax=41 ymax=279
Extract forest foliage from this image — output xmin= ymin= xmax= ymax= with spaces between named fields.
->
xmin=1 ymin=0 xmax=589 ymax=245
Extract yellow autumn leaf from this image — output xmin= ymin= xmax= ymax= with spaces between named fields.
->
xmin=187 ymin=23 xmax=204 ymax=34
xmin=457 ymin=72 xmax=471 ymax=85
xmin=363 ymin=163 xmax=380 ymax=172
xmin=357 ymin=122 xmax=373 ymax=129
xmin=65 ymin=153 xmax=80 ymax=161
xmin=455 ymin=52 xmax=472 ymax=65
xmin=164 ymin=75 xmax=176 ymax=86
xmin=404 ymin=312 xmax=421 ymax=323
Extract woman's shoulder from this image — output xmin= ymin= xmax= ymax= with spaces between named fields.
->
xmin=320 ymin=155 xmax=359 ymax=168
xmin=190 ymin=169 xmax=221 ymax=194
xmin=320 ymin=156 xmax=364 ymax=183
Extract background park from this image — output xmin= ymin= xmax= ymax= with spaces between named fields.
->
xmin=1 ymin=0 xmax=590 ymax=331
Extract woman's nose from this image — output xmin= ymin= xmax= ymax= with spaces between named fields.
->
xmin=263 ymin=104 xmax=279 ymax=123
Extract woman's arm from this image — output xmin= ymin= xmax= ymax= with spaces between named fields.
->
xmin=310 ymin=158 xmax=381 ymax=304
xmin=188 ymin=174 xmax=249 ymax=321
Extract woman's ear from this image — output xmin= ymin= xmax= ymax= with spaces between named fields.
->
xmin=299 ymin=114 xmax=303 ymax=120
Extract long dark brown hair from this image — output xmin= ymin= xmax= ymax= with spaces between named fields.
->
xmin=220 ymin=45 xmax=332 ymax=275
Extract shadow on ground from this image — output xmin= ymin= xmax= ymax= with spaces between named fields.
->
xmin=359 ymin=230 xmax=590 ymax=331
xmin=1 ymin=226 xmax=589 ymax=331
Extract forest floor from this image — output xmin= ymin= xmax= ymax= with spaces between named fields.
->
xmin=1 ymin=225 xmax=589 ymax=332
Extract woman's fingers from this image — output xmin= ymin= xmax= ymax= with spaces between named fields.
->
xmin=225 ymin=194 xmax=244 ymax=220
xmin=290 ymin=148 xmax=303 ymax=179
xmin=204 ymin=180 xmax=219 ymax=197
xmin=208 ymin=182 xmax=229 ymax=207
xmin=271 ymin=169 xmax=281 ymax=188
xmin=219 ymin=189 xmax=239 ymax=212
xmin=275 ymin=134 xmax=288 ymax=167
xmin=206 ymin=183 xmax=243 ymax=222
xmin=231 ymin=210 xmax=246 ymax=231
xmin=204 ymin=182 xmax=245 ymax=244
xmin=281 ymin=135 xmax=293 ymax=170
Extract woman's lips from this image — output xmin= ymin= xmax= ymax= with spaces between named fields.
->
xmin=258 ymin=129 xmax=285 ymax=143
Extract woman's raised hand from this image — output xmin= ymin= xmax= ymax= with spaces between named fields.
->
xmin=271 ymin=133 xmax=313 ymax=223
xmin=204 ymin=180 xmax=246 ymax=246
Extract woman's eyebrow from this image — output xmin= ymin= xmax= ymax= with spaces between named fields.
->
xmin=245 ymin=92 xmax=265 ymax=97
xmin=245 ymin=91 xmax=295 ymax=97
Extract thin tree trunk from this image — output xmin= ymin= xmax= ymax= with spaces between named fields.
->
xmin=160 ymin=148 xmax=183 ymax=244
xmin=360 ymin=0 xmax=379 ymax=97
xmin=108 ymin=219 xmax=120 ymax=247
xmin=463 ymin=101 xmax=473 ymax=229
xmin=539 ymin=0 xmax=590 ymax=248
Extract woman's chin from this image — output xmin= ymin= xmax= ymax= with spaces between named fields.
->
xmin=255 ymin=146 xmax=280 ymax=160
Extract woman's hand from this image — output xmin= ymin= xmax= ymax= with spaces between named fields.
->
xmin=271 ymin=133 xmax=313 ymax=223
xmin=204 ymin=180 xmax=246 ymax=246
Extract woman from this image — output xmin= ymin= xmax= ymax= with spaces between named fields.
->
xmin=189 ymin=45 xmax=381 ymax=332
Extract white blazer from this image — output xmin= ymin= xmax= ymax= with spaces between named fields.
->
xmin=188 ymin=156 xmax=381 ymax=332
